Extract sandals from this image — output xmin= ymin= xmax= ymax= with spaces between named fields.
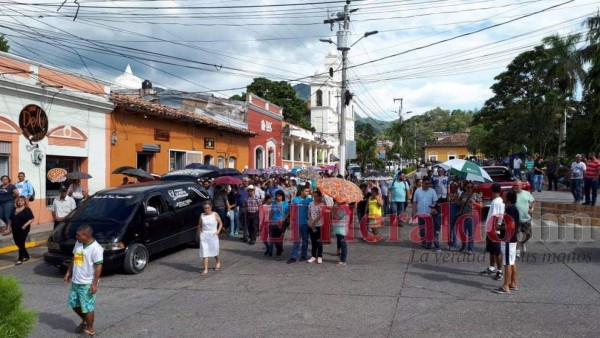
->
xmin=84 ymin=328 xmax=95 ymax=337
xmin=75 ymin=322 xmax=87 ymax=333
xmin=201 ymin=270 xmax=209 ymax=276
xmin=214 ymin=264 xmax=221 ymax=272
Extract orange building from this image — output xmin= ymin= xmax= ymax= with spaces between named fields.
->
xmin=108 ymin=95 xmax=255 ymax=187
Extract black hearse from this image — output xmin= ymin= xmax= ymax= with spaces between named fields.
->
xmin=43 ymin=181 xmax=209 ymax=274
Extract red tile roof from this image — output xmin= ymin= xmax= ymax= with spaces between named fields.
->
xmin=425 ymin=133 xmax=469 ymax=147
xmin=111 ymin=94 xmax=255 ymax=137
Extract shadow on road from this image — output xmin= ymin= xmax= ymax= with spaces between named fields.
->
xmin=37 ymin=312 xmax=74 ymax=332
xmin=159 ymin=261 xmax=203 ymax=273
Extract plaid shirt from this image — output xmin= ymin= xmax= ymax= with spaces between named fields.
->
xmin=245 ymin=195 xmax=261 ymax=213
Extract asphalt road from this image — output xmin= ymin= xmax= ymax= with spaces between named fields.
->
xmin=2 ymin=221 xmax=600 ymax=338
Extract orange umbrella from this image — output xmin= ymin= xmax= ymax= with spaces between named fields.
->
xmin=316 ymin=178 xmax=363 ymax=203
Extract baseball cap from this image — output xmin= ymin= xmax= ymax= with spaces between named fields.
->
xmin=246 ymin=185 xmax=255 ymax=191
xmin=575 ymin=154 xmax=582 ymax=157
xmin=60 ymin=186 xmax=68 ymax=191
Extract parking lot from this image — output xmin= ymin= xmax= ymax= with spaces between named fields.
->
xmin=2 ymin=222 xmax=600 ymax=337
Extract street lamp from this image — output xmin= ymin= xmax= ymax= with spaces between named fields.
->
xmin=319 ymin=12 xmax=378 ymax=177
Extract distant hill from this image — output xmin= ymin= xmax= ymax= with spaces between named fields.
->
xmin=293 ymin=83 xmax=311 ymax=100
xmin=355 ymin=115 xmax=392 ymax=134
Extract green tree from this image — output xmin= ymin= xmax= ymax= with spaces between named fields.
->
xmin=355 ymin=123 xmax=378 ymax=172
xmin=0 ymin=276 xmax=37 ymax=337
xmin=230 ymin=77 xmax=313 ymax=131
xmin=0 ymin=34 xmax=9 ymax=52
xmin=573 ymin=12 xmax=600 ymax=151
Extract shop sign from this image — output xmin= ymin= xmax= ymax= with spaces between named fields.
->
xmin=261 ymin=120 xmax=272 ymax=132
xmin=19 ymin=104 xmax=48 ymax=142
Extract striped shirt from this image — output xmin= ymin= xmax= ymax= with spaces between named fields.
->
xmin=584 ymin=159 xmax=600 ymax=179
xmin=245 ymin=195 xmax=261 ymax=213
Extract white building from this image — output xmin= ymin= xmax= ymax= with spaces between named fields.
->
xmin=0 ymin=52 xmax=113 ymax=224
xmin=309 ymin=51 xmax=356 ymax=161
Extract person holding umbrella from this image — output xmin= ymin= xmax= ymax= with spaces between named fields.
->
xmin=68 ymin=179 xmax=84 ymax=206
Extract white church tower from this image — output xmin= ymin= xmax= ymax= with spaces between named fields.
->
xmin=310 ymin=51 xmax=355 ymax=161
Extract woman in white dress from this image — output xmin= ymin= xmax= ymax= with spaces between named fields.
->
xmin=198 ymin=202 xmax=223 ymax=276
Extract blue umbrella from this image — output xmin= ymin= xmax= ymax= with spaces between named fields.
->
xmin=185 ymin=163 xmax=219 ymax=171
xmin=219 ymin=168 xmax=242 ymax=176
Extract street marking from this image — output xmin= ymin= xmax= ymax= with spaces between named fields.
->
xmin=0 ymin=240 xmax=47 ymax=254
xmin=0 ymin=258 xmax=40 ymax=271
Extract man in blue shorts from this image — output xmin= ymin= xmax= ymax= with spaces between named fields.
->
xmin=64 ymin=224 xmax=103 ymax=336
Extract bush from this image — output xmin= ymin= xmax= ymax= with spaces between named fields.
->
xmin=0 ymin=276 xmax=37 ymax=338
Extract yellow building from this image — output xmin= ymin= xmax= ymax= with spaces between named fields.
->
xmin=424 ymin=133 xmax=478 ymax=162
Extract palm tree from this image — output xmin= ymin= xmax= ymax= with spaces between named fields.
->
xmin=540 ymin=33 xmax=584 ymax=155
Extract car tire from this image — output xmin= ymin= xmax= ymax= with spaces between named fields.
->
xmin=123 ymin=243 xmax=149 ymax=274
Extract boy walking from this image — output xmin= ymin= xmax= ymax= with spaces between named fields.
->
xmin=494 ymin=191 xmax=520 ymax=294
xmin=64 ymin=225 xmax=103 ymax=336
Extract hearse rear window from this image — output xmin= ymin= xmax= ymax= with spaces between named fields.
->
xmin=165 ymin=186 xmax=206 ymax=210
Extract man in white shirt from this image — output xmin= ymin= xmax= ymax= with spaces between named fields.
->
xmin=412 ymin=177 xmax=438 ymax=250
xmin=433 ymin=168 xmax=448 ymax=202
xmin=480 ymin=183 xmax=504 ymax=281
xmin=570 ymin=154 xmax=586 ymax=204
xmin=64 ymin=224 xmax=103 ymax=336
xmin=52 ymin=187 xmax=76 ymax=229
xmin=513 ymin=156 xmax=523 ymax=179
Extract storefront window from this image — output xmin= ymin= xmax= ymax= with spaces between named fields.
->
xmin=169 ymin=150 xmax=186 ymax=171
xmin=46 ymin=156 xmax=80 ymax=206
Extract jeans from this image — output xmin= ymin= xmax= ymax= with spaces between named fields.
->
xmin=533 ymin=174 xmax=543 ymax=191
xmin=309 ymin=227 xmax=323 ymax=258
xmin=12 ymin=226 xmax=30 ymax=261
xmin=571 ymin=179 xmax=583 ymax=203
xmin=228 ymin=207 xmax=238 ymax=234
xmin=216 ymin=207 xmax=228 ymax=230
xmin=0 ymin=201 xmax=13 ymax=225
xmin=267 ymin=225 xmax=284 ymax=256
xmin=382 ymin=195 xmax=389 ymax=215
xmin=526 ymin=172 xmax=534 ymax=188
xmin=246 ymin=212 xmax=259 ymax=241
xmin=238 ymin=208 xmax=247 ymax=239
xmin=513 ymin=169 xmax=521 ymax=180
xmin=336 ymin=234 xmax=347 ymax=263
xmin=419 ymin=215 xmax=441 ymax=249
xmin=460 ymin=217 xmax=474 ymax=252
xmin=547 ymin=173 xmax=558 ymax=191
xmin=391 ymin=201 xmax=406 ymax=216
xmin=584 ymin=178 xmax=598 ymax=205
xmin=291 ymin=224 xmax=309 ymax=259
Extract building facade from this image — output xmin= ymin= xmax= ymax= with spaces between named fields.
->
xmin=246 ymin=94 xmax=283 ymax=169
xmin=281 ymin=122 xmax=333 ymax=169
xmin=109 ymin=94 xmax=254 ymax=186
xmin=0 ymin=52 xmax=113 ymax=224
xmin=309 ymin=51 xmax=356 ymax=162
xmin=424 ymin=133 xmax=475 ymax=162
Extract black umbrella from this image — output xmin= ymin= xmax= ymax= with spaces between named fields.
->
xmin=242 ymin=168 xmax=261 ymax=175
xmin=185 ymin=163 xmax=220 ymax=171
xmin=66 ymin=172 xmax=92 ymax=180
xmin=161 ymin=169 xmax=219 ymax=182
xmin=121 ymin=168 xmax=154 ymax=180
xmin=219 ymin=168 xmax=242 ymax=176
xmin=112 ymin=166 xmax=135 ymax=174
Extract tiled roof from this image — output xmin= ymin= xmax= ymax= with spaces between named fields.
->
xmin=425 ymin=133 xmax=469 ymax=147
xmin=111 ymin=94 xmax=256 ymax=137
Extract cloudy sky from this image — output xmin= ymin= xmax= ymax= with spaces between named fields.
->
xmin=1 ymin=0 xmax=597 ymax=121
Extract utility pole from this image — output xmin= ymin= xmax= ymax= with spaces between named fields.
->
xmin=321 ymin=0 xmax=378 ymax=178
xmin=394 ymin=98 xmax=403 ymax=170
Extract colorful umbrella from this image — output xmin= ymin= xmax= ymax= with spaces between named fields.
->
xmin=438 ymin=159 xmax=492 ymax=183
xmin=213 ymin=176 xmax=243 ymax=186
xmin=296 ymin=169 xmax=321 ymax=180
xmin=316 ymin=178 xmax=363 ymax=203
xmin=264 ymin=166 xmax=288 ymax=175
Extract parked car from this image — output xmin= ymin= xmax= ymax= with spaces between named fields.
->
xmin=478 ymin=166 xmax=531 ymax=207
xmin=43 ymin=181 xmax=210 ymax=274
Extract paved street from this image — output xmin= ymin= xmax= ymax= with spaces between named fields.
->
xmin=2 ymin=221 xmax=600 ymax=337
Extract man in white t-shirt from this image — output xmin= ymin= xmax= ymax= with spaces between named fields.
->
xmin=513 ymin=156 xmax=523 ymax=179
xmin=64 ymin=225 xmax=103 ymax=336
xmin=570 ymin=154 xmax=586 ymax=204
xmin=480 ymin=183 xmax=504 ymax=281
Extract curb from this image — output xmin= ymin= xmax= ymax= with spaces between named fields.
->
xmin=0 ymin=239 xmax=47 ymax=254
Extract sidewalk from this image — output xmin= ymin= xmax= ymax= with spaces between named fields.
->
xmin=0 ymin=222 xmax=53 ymax=254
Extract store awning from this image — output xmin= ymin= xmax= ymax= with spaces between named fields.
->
xmin=136 ymin=143 xmax=161 ymax=153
